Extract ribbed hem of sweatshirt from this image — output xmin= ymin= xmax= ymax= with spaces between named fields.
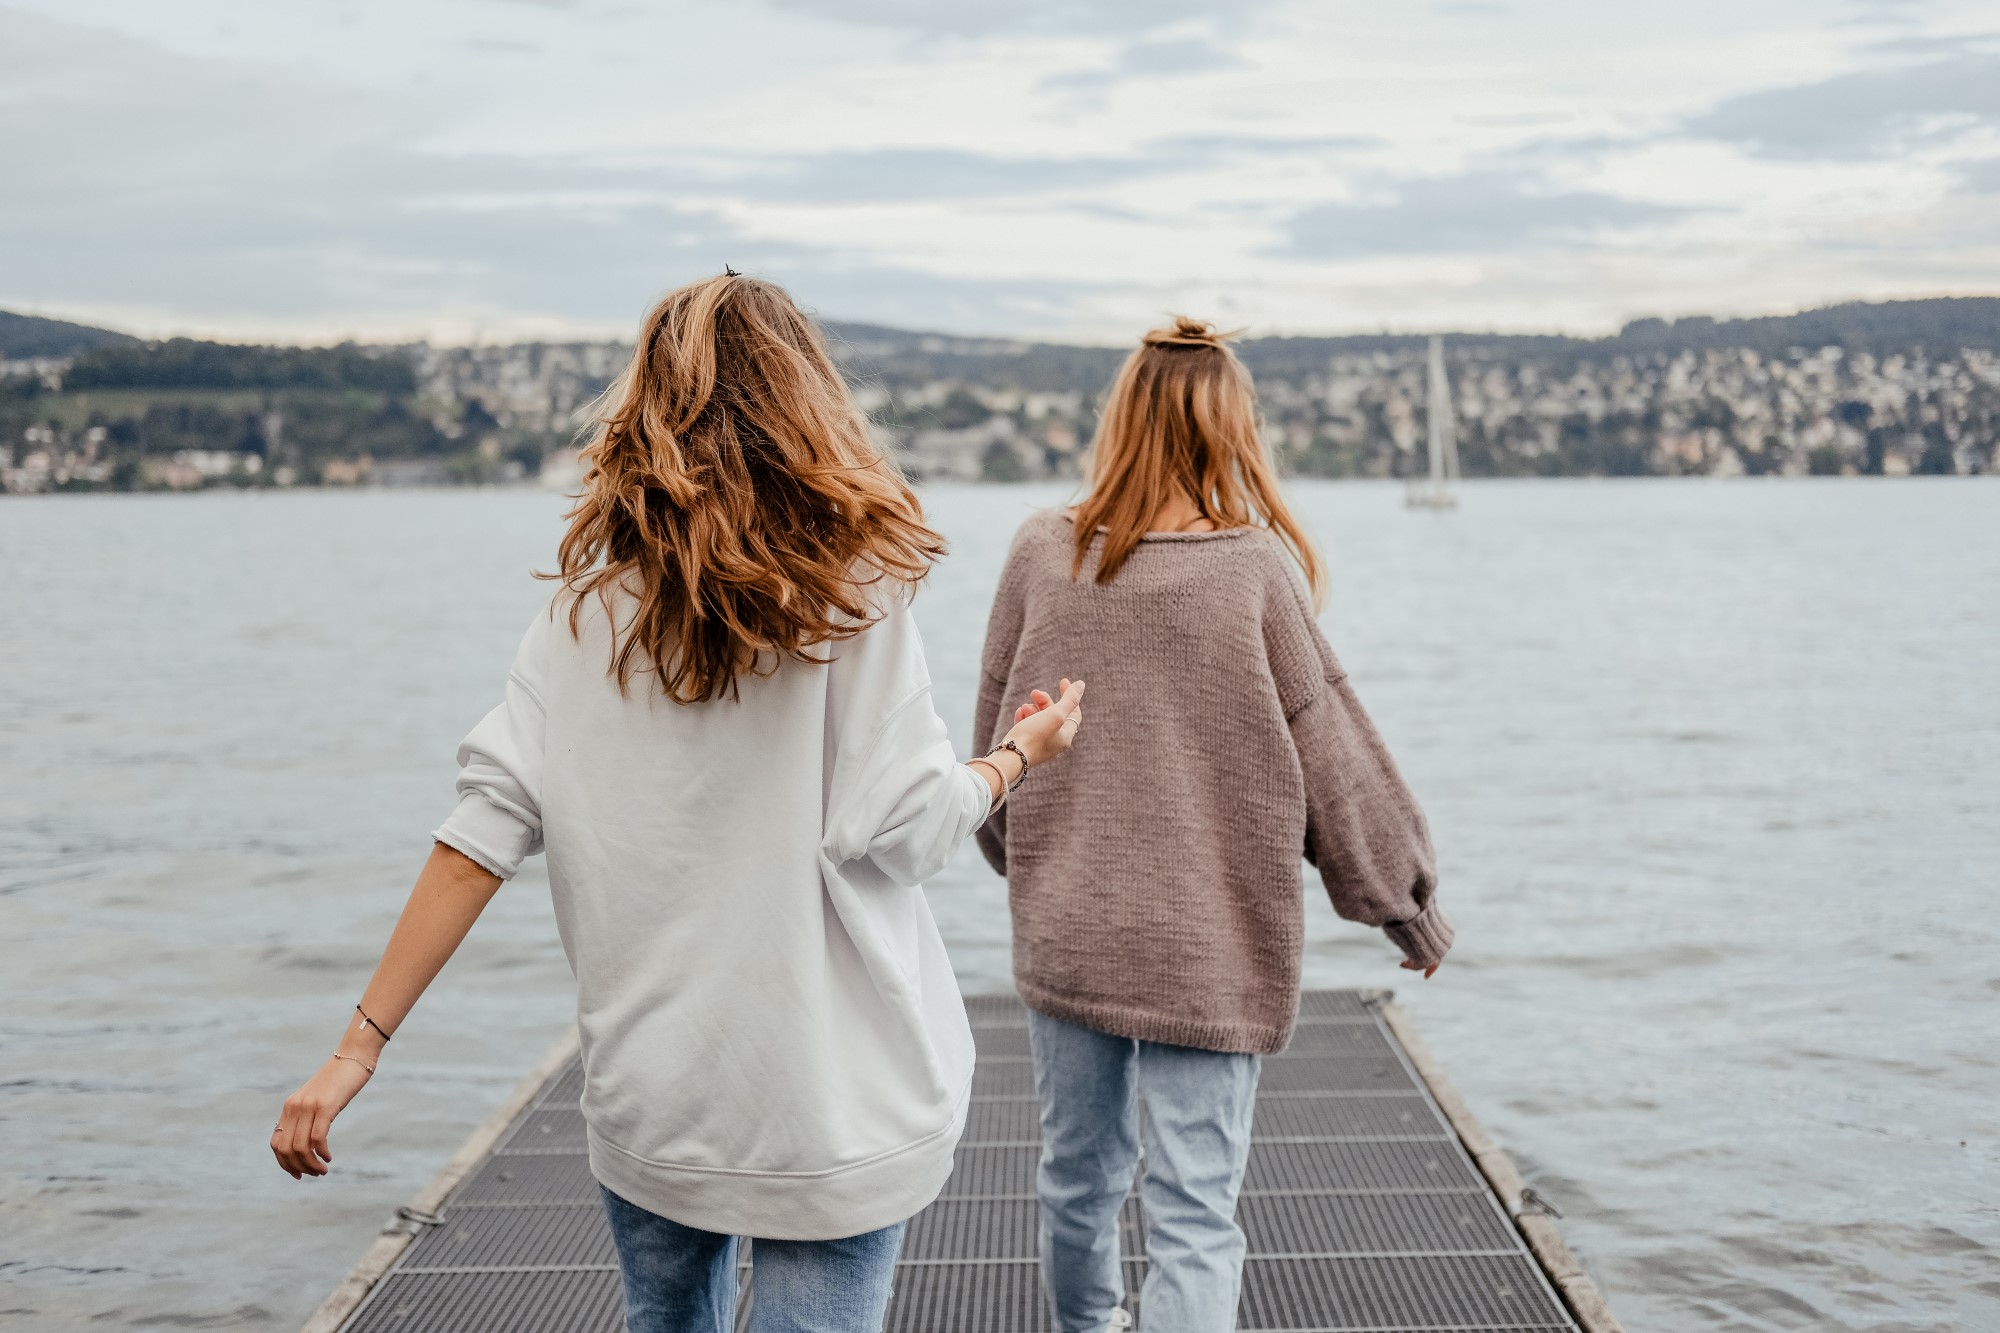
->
xmin=1016 ymin=979 xmax=1293 ymax=1056
xmin=433 ymin=793 xmax=535 ymax=881
xmin=584 ymin=1080 xmax=970 ymax=1241
xmin=1384 ymin=901 xmax=1455 ymax=969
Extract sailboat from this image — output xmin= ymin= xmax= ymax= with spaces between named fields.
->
xmin=1405 ymin=334 xmax=1461 ymax=509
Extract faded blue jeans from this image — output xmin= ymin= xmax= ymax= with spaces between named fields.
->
xmin=599 ymin=1186 xmax=905 ymax=1333
xmin=1029 ymin=1010 xmax=1261 ymax=1333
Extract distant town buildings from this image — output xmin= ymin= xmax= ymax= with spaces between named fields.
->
xmin=865 ymin=341 xmax=1999 ymax=482
xmin=4 ymin=327 xmax=1996 ymax=493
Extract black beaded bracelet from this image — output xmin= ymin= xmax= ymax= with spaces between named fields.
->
xmin=987 ymin=740 xmax=1030 ymax=791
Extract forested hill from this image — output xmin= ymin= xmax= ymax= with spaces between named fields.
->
xmin=8 ymin=294 xmax=1998 ymax=386
xmin=829 ymin=296 xmax=2000 ymax=387
xmin=59 ymin=338 xmax=415 ymax=393
xmin=0 ymin=310 xmax=135 ymax=360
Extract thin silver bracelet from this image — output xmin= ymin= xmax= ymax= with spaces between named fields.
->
xmin=966 ymin=757 xmax=1009 ymax=811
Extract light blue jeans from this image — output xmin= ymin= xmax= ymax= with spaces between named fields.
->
xmin=599 ymin=1186 xmax=905 ymax=1333
xmin=1029 ymin=1010 xmax=1261 ymax=1333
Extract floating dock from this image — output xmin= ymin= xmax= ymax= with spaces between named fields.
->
xmin=305 ymin=990 xmax=1619 ymax=1332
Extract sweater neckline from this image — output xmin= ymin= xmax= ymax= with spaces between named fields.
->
xmin=1057 ymin=508 xmax=1260 ymax=544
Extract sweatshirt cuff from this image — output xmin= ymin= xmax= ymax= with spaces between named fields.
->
xmin=434 ymin=792 xmax=537 ymax=880
xmin=957 ymin=761 xmax=998 ymax=830
xmin=1385 ymin=901 xmax=1455 ymax=969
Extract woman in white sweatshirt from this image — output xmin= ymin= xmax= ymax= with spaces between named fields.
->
xmin=269 ymin=273 xmax=1084 ymax=1333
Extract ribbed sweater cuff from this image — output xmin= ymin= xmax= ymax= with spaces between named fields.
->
xmin=434 ymin=793 xmax=535 ymax=880
xmin=1385 ymin=901 xmax=1454 ymax=969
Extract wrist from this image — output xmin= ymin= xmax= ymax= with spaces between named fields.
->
xmin=330 ymin=1049 xmax=377 ymax=1077
xmin=337 ymin=1031 xmax=386 ymax=1061
xmin=966 ymin=756 xmax=1007 ymax=807
xmin=987 ymin=739 xmax=1030 ymax=786
xmin=339 ymin=1009 xmax=390 ymax=1060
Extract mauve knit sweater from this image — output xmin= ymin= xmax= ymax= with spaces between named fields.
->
xmin=974 ymin=510 xmax=1453 ymax=1055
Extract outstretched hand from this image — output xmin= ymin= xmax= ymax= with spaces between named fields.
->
xmin=270 ymin=1054 xmax=373 ymax=1178
xmin=1004 ymin=678 xmax=1085 ymax=768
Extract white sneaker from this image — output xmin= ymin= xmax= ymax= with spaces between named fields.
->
xmin=1103 ymin=1310 xmax=1133 ymax=1333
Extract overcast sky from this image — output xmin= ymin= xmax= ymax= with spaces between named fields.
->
xmin=3 ymin=0 xmax=1997 ymax=344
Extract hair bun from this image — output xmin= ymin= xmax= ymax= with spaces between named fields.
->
xmin=1142 ymin=316 xmax=1239 ymax=349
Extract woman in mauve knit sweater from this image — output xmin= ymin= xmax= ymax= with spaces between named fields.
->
xmin=975 ymin=316 xmax=1452 ymax=1333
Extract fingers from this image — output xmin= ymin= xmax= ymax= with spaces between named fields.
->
xmin=310 ymin=1105 xmax=335 ymax=1168
xmin=1013 ymin=688 xmax=1056 ymax=724
xmin=274 ymin=1100 xmax=316 ymax=1178
xmin=270 ymin=1109 xmax=301 ymax=1179
xmin=271 ymin=1094 xmax=333 ymax=1177
xmin=289 ymin=1102 xmax=327 ymax=1176
xmin=1000 ymin=680 xmax=1087 ymax=767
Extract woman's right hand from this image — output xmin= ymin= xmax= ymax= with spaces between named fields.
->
xmin=1004 ymin=678 xmax=1085 ymax=768
xmin=270 ymin=1054 xmax=373 ymax=1179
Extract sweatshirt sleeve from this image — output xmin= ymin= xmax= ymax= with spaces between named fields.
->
xmin=1270 ymin=569 xmax=1453 ymax=969
xmin=972 ymin=528 xmax=1032 ymax=877
xmin=822 ymin=594 xmax=992 ymax=889
xmin=433 ymin=613 xmax=550 ymax=880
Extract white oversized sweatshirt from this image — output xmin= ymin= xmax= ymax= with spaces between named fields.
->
xmin=433 ymin=588 xmax=991 ymax=1240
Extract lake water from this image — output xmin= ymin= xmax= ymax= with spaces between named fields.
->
xmin=2 ymin=480 xmax=1996 ymax=1331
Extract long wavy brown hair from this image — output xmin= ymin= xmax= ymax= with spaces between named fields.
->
xmin=548 ymin=273 xmax=945 ymax=703
xmin=1073 ymin=316 xmax=1325 ymax=603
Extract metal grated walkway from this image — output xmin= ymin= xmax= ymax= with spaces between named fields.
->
xmin=319 ymin=991 xmax=1614 ymax=1332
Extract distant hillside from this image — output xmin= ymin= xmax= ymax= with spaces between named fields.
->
xmin=832 ymin=296 xmax=2000 ymax=386
xmin=9 ymin=295 xmax=1997 ymax=376
xmin=823 ymin=320 xmax=1125 ymax=395
xmin=0 ymin=311 xmax=134 ymax=360
xmin=1238 ymin=297 xmax=2000 ymax=376
xmin=61 ymin=337 xmax=416 ymax=393
xmin=1611 ymin=297 xmax=2000 ymax=356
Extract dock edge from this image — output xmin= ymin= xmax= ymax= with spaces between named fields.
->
xmin=298 ymin=1026 xmax=582 ymax=1333
xmin=1369 ymin=990 xmax=1624 ymax=1333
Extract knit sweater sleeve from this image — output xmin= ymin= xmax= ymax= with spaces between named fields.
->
xmin=1267 ymin=562 xmax=1454 ymax=969
xmin=971 ymin=524 xmax=1034 ymax=877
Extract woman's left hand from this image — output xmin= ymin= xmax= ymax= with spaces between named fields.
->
xmin=1005 ymin=678 xmax=1084 ymax=767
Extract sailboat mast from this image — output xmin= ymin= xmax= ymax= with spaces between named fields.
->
xmin=1426 ymin=335 xmax=1447 ymax=485
xmin=1406 ymin=335 xmax=1460 ymax=508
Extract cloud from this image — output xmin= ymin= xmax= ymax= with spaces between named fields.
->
xmin=1955 ymin=157 xmax=2000 ymax=192
xmin=1153 ymin=132 xmax=1381 ymax=157
xmin=763 ymin=0 xmax=1264 ymax=37
xmin=702 ymin=135 xmax=1372 ymax=206
xmin=1685 ymin=54 xmax=2000 ymax=159
xmin=0 ymin=9 xmax=1385 ymax=337
xmin=1040 ymin=37 xmax=1243 ymax=93
xmin=1282 ymin=171 xmax=1692 ymax=259
xmin=9 ymin=2 xmax=2000 ymax=342
xmin=724 ymin=148 xmax=1162 ymax=204
xmin=0 ymin=12 xmax=1098 ymax=337
xmin=1855 ymin=30 xmax=2000 ymax=58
